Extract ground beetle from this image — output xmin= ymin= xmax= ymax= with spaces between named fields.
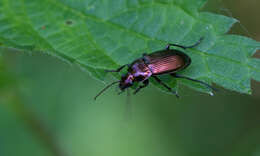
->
xmin=94 ymin=38 xmax=216 ymax=100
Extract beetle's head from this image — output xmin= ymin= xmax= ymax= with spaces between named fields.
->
xmin=119 ymin=73 xmax=134 ymax=91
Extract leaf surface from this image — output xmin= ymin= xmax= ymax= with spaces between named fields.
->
xmin=0 ymin=0 xmax=260 ymax=94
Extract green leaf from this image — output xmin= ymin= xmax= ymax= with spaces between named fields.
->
xmin=0 ymin=0 xmax=259 ymax=94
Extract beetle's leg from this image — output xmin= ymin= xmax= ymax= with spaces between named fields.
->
xmin=166 ymin=37 xmax=204 ymax=50
xmin=142 ymin=53 xmax=150 ymax=64
xmin=171 ymin=73 xmax=217 ymax=92
xmin=153 ymin=76 xmax=180 ymax=98
xmin=105 ymin=64 xmax=128 ymax=72
xmin=133 ymin=79 xmax=149 ymax=94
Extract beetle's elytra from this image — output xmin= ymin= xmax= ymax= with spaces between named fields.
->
xmin=94 ymin=37 xmax=216 ymax=100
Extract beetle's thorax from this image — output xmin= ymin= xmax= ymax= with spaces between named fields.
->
xmin=119 ymin=60 xmax=152 ymax=90
xmin=130 ymin=59 xmax=153 ymax=81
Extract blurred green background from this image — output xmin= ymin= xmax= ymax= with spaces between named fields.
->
xmin=0 ymin=0 xmax=260 ymax=156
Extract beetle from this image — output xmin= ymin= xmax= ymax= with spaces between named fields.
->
xmin=94 ymin=37 xmax=216 ymax=100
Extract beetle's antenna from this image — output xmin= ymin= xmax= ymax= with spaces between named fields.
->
xmin=94 ymin=81 xmax=120 ymax=100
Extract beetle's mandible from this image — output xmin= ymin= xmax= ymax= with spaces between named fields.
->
xmin=94 ymin=37 xmax=216 ymax=100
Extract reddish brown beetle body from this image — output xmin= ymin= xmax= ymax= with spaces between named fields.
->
xmin=94 ymin=38 xmax=216 ymax=100
xmin=144 ymin=49 xmax=191 ymax=75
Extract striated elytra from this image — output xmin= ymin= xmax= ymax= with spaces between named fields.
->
xmin=94 ymin=37 xmax=217 ymax=100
